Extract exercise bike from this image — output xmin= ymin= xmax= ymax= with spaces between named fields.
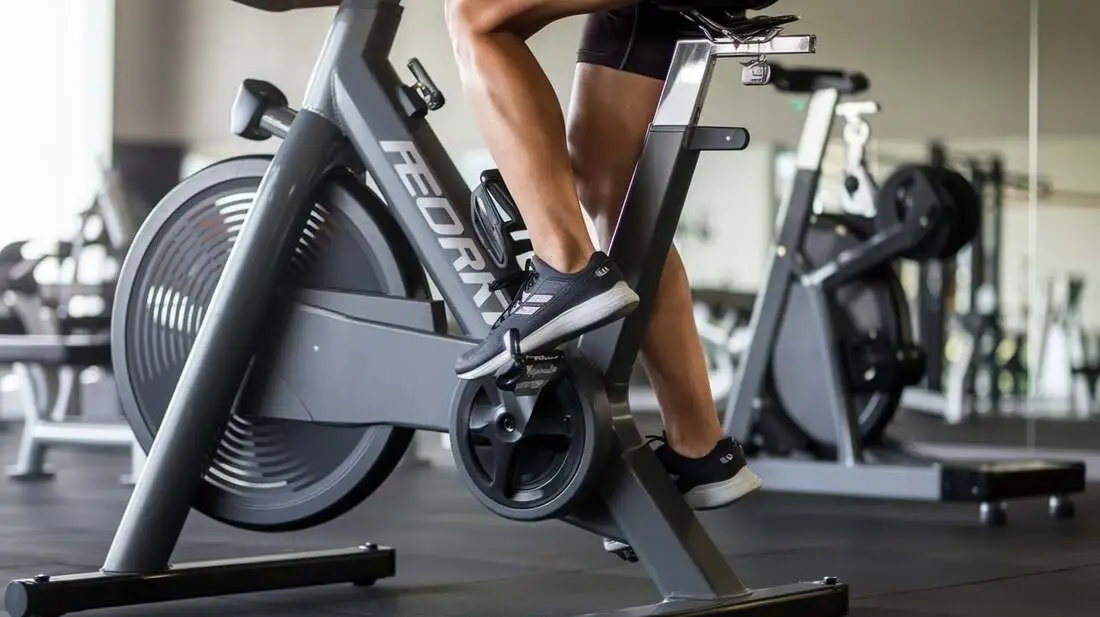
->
xmin=721 ymin=72 xmax=1086 ymax=524
xmin=6 ymin=2 xmax=848 ymax=617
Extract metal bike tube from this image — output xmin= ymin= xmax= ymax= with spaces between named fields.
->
xmin=584 ymin=36 xmax=817 ymax=387
xmin=723 ymin=88 xmax=836 ymax=439
xmin=102 ymin=30 xmax=349 ymax=575
xmin=580 ymin=41 xmax=715 ymax=386
xmin=575 ymin=41 xmax=745 ymax=601
xmin=330 ymin=0 xmax=512 ymax=338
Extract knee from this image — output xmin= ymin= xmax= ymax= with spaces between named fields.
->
xmin=445 ymin=0 xmax=511 ymax=41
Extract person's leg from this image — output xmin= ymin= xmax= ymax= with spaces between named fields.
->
xmin=447 ymin=0 xmax=643 ymax=381
xmin=567 ymin=66 xmax=724 ymax=459
xmin=570 ymin=7 xmax=761 ymax=513
xmin=445 ymin=0 xmax=636 ymax=273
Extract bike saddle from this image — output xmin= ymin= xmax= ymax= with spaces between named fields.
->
xmin=229 ymin=0 xmax=338 ymax=12
xmin=655 ymin=0 xmax=798 ymax=42
xmin=655 ymin=0 xmax=779 ymax=12
xmin=770 ymin=64 xmax=870 ymax=95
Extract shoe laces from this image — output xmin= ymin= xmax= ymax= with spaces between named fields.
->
xmin=489 ymin=259 xmax=539 ymax=327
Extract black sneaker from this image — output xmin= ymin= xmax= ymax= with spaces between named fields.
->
xmin=455 ymin=252 xmax=640 ymax=380
xmin=602 ymin=435 xmax=761 ymax=554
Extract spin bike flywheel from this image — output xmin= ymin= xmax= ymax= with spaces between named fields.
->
xmin=112 ymin=156 xmax=423 ymax=532
xmin=765 ymin=213 xmax=911 ymax=455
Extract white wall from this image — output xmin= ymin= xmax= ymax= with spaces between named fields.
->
xmin=113 ymin=0 xmax=185 ymax=141
xmin=119 ymin=0 xmax=1100 ymax=149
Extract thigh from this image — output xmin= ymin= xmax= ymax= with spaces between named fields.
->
xmin=480 ymin=0 xmax=637 ymax=38
xmin=576 ymin=2 xmax=698 ymax=81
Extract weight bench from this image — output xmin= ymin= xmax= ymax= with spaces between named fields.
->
xmin=0 ymin=332 xmax=144 ymax=484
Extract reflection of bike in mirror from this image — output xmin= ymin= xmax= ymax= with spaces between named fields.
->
xmin=6 ymin=2 xmax=850 ymax=617
xmin=645 ymin=62 xmax=1083 ymax=525
xmin=719 ymin=68 xmax=1085 ymax=526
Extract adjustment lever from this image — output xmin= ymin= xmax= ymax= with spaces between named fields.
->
xmin=495 ymin=329 xmax=566 ymax=395
xmin=231 ymin=79 xmax=297 ymax=141
xmin=408 ymin=58 xmax=445 ymax=111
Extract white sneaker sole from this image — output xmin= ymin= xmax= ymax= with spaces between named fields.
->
xmin=457 ymin=281 xmax=640 ymax=380
xmin=602 ymin=466 xmax=763 ymax=554
xmin=684 ymin=465 xmax=764 ymax=510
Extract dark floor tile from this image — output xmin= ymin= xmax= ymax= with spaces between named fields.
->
xmin=856 ymin=566 xmax=1100 ymax=617
xmin=1 ymin=432 xmax=1098 ymax=617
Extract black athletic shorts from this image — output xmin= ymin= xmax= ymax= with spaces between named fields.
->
xmin=577 ymin=3 xmax=700 ymax=81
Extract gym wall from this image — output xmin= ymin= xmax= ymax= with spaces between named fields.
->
xmin=110 ymin=0 xmax=1100 ymax=325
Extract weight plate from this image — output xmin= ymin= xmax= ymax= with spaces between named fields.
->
xmin=876 ymin=165 xmax=955 ymax=262
xmin=113 ymin=156 xmax=422 ymax=532
xmin=450 ymin=358 xmax=612 ymax=521
xmin=766 ymin=214 xmax=906 ymax=455
xmin=874 ymin=165 xmax=919 ymax=230
xmin=935 ymin=168 xmax=981 ymax=259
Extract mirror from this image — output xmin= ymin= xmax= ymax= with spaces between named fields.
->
xmin=1024 ymin=1 xmax=1100 ymax=474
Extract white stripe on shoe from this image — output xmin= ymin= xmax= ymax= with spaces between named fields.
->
xmin=457 ymin=281 xmax=639 ymax=380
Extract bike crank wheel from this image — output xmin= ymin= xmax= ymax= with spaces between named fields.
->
xmin=112 ymin=156 xmax=421 ymax=531
xmin=450 ymin=359 xmax=612 ymax=521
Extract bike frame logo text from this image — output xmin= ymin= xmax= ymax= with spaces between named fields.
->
xmin=381 ymin=141 xmax=506 ymax=325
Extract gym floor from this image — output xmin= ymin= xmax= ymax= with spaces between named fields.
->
xmin=0 ymin=431 xmax=1097 ymax=617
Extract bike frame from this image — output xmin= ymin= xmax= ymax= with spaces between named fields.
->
xmin=99 ymin=0 xmax=827 ymax=608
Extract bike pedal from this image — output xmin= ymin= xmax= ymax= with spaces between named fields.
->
xmin=613 ymin=547 xmax=639 ymax=563
xmin=495 ymin=329 xmax=567 ymax=394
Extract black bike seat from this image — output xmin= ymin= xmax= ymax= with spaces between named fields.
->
xmin=770 ymin=64 xmax=870 ymax=95
xmin=656 ymin=0 xmax=779 ymax=12
xmin=229 ymin=0 xmax=338 ymax=12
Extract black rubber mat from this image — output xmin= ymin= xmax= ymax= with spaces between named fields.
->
xmin=0 ymin=432 xmax=1096 ymax=617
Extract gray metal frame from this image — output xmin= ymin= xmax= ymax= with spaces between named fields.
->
xmin=724 ymin=88 xmax=843 ymax=448
xmin=8 ymin=3 xmax=849 ymax=617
